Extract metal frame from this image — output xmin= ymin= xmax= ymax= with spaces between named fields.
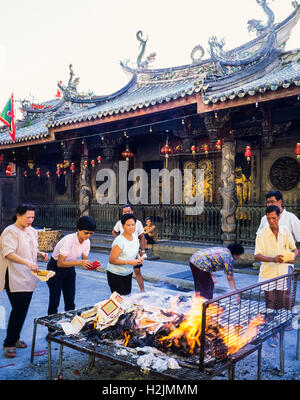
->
xmin=31 ymin=272 xmax=299 ymax=380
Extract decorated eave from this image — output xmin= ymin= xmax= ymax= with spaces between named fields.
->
xmin=1 ymin=0 xmax=300 ymax=149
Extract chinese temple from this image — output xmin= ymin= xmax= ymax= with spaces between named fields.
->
xmin=0 ymin=0 xmax=300 ymax=246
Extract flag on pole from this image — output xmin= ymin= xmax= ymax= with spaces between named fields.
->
xmin=0 ymin=94 xmax=16 ymax=142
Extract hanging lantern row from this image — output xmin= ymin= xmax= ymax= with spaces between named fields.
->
xmin=23 ymin=156 xmax=103 ymax=178
xmin=83 ymin=156 xmax=103 ymax=169
xmin=24 ymin=168 xmax=51 ymax=178
xmin=189 ymin=140 xmax=222 ymax=158
xmin=294 ymin=142 xmax=300 ymax=163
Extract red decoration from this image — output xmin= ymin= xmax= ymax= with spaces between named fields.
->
xmin=97 ymin=156 xmax=102 ymax=164
xmin=24 ymin=171 xmax=28 ymax=177
xmin=215 ymin=139 xmax=222 ymax=150
xmin=160 ymin=139 xmax=172 ymax=168
xmin=0 ymin=155 xmax=2 ymax=164
xmin=70 ymin=162 xmax=76 ymax=173
xmin=190 ymin=145 xmax=197 ymax=157
xmin=91 ymin=159 xmax=96 ymax=168
xmin=83 ymin=160 xmax=89 ymax=168
xmin=203 ymin=143 xmax=210 ymax=155
xmin=122 ymin=147 xmax=134 ymax=170
xmin=244 ymin=145 xmax=253 ymax=163
xmin=36 ymin=167 xmax=41 ymax=177
xmin=294 ymin=142 xmax=300 ymax=162
xmin=55 ymin=89 xmax=61 ymax=98
xmin=5 ymin=165 xmax=12 ymax=176
xmin=56 ymin=165 xmax=61 ymax=177
xmin=46 ymin=171 xmax=51 ymax=179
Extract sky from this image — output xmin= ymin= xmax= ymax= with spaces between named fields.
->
xmin=0 ymin=0 xmax=300 ymax=114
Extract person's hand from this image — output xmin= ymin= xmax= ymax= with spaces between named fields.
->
xmin=78 ymin=259 xmax=93 ymax=269
xmin=27 ymin=262 xmax=39 ymax=273
xmin=131 ymin=258 xmax=143 ymax=267
xmin=274 ymin=255 xmax=284 ymax=263
xmin=40 ymin=252 xmax=49 ymax=262
xmin=286 ymin=256 xmax=296 ymax=264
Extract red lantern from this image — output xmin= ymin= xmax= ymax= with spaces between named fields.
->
xmin=97 ymin=156 xmax=102 ymax=164
xmin=46 ymin=171 xmax=51 ymax=179
xmin=215 ymin=139 xmax=222 ymax=150
xmin=56 ymin=165 xmax=61 ymax=177
xmin=36 ymin=167 xmax=41 ymax=177
xmin=190 ymin=145 xmax=197 ymax=158
xmin=70 ymin=162 xmax=76 ymax=173
xmin=160 ymin=139 xmax=172 ymax=168
xmin=91 ymin=159 xmax=96 ymax=168
xmin=244 ymin=145 xmax=253 ymax=163
xmin=122 ymin=147 xmax=134 ymax=170
xmin=203 ymin=143 xmax=210 ymax=156
xmin=83 ymin=160 xmax=89 ymax=169
xmin=294 ymin=143 xmax=300 ymax=162
xmin=24 ymin=171 xmax=28 ymax=178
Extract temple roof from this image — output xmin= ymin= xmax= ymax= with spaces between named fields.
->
xmin=1 ymin=0 xmax=300 ymax=147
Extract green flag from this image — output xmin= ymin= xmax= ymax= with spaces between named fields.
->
xmin=0 ymin=94 xmax=16 ymax=142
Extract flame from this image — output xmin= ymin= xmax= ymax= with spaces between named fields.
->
xmin=123 ymin=331 xmax=131 ymax=347
xmin=218 ymin=314 xmax=265 ymax=355
xmin=158 ymin=295 xmax=265 ymax=356
xmin=158 ymin=296 xmax=209 ymax=354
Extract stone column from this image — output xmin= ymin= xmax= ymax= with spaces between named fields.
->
xmin=219 ymin=140 xmax=237 ymax=245
xmin=79 ymin=151 xmax=92 ymax=217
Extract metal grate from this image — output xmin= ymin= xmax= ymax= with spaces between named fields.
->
xmin=198 ymin=271 xmax=298 ymax=369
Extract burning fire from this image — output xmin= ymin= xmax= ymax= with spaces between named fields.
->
xmin=218 ymin=314 xmax=265 ymax=355
xmin=158 ymin=295 xmax=265 ymax=356
xmin=123 ymin=331 xmax=131 ymax=347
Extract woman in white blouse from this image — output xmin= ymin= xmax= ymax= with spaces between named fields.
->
xmin=107 ymin=213 xmax=145 ymax=295
xmin=0 ymin=204 xmax=48 ymax=358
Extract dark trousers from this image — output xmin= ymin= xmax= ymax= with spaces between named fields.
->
xmin=47 ymin=257 xmax=76 ymax=315
xmin=107 ymin=270 xmax=133 ymax=296
xmin=189 ymin=262 xmax=214 ymax=299
xmin=4 ymin=270 xmax=33 ymax=347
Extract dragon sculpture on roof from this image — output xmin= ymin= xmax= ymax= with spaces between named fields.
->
xmin=136 ymin=30 xmax=156 ymax=69
xmin=208 ymin=0 xmax=278 ymax=70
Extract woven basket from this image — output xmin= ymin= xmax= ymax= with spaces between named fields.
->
xmin=38 ymin=230 xmax=62 ymax=252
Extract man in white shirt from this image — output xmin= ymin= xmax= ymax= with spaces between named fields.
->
xmin=255 ymin=205 xmax=298 ymax=347
xmin=256 ymin=190 xmax=300 ymax=250
xmin=112 ymin=204 xmax=146 ymax=256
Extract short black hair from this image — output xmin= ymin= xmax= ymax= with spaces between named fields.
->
xmin=145 ymin=217 xmax=152 ymax=222
xmin=266 ymin=190 xmax=282 ymax=201
xmin=122 ymin=204 xmax=133 ymax=211
xmin=121 ymin=213 xmax=136 ymax=225
xmin=77 ymin=216 xmax=96 ymax=231
xmin=13 ymin=204 xmax=36 ymax=222
xmin=266 ymin=205 xmax=280 ymax=216
xmin=227 ymin=243 xmax=244 ymax=256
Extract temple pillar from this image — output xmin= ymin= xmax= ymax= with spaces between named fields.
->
xmin=219 ymin=140 xmax=237 ymax=245
xmin=79 ymin=144 xmax=92 ymax=217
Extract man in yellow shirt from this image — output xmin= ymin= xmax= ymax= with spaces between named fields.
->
xmin=254 ymin=205 xmax=298 ymax=347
